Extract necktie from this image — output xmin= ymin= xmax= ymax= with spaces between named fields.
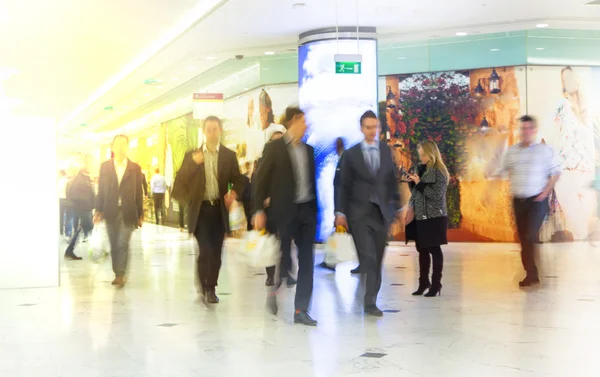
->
xmin=368 ymin=147 xmax=379 ymax=174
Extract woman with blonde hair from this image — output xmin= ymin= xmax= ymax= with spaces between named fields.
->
xmin=405 ymin=140 xmax=449 ymax=297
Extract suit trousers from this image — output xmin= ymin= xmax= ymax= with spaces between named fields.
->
xmin=513 ymin=196 xmax=548 ymax=279
xmin=351 ymin=204 xmax=388 ymax=307
xmin=153 ymin=193 xmax=165 ymax=224
xmin=193 ymin=201 xmax=225 ymax=290
xmin=278 ymin=202 xmax=316 ymax=311
xmin=106 ymin=209 xmax=135 ymax=277
xmin=178 ymin=201 xmax=186 ymax=229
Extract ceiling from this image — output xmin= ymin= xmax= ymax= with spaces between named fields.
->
xmin=1 ymin=0 xmax=599 ymax=142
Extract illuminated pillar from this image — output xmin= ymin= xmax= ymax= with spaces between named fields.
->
xmin=298 ymin=27 xmax=378 ymax=240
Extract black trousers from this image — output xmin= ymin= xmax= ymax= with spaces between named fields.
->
xmin=417 ymin=246 xmax=443 ymax=286
xmin=178 ymin=201 xmax=186 ymax=229
xmin=277 ymin=202 xmax=316 ymax=311
xmin=153 ymin=193 xmax=165 ymax=224
xmin=350 ymin=204 xmax=387 ymax=307
xmin=193 ymin=201 xmax=225 ymax=290
xmin=513 ymin=196 xmax=548 ymax=278
xmin=242 ymin=199 xmax=253 ymax=232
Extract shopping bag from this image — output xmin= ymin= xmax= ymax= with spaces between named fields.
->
xmin=239 ymin=230 xmax=280 ymax=268
xmin=88 ymin=222 xmax=109 ymax=263
xmin=324 ymin=227 xmax=357 ymax=266
xmin=228 ymin=201 xmax=246 ymax=232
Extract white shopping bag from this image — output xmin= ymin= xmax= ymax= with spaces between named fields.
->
xmin=325 ymin=228 xmax=357 ymax=266
xmin=228 ymin=201 xmax=246 ymax=231
xmin=88 ymin=222 xmax=109 ymax=263
xmin=239 ymin=230 xmax=280 ymax=268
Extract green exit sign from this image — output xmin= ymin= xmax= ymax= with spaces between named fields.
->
xmin=335 ymin=61 xmax=362 ymax=74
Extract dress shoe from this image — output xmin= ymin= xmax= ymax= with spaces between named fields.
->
xmin=350 ymin=266 xmax=362 ymax=274
xmin=365 ymin=305 xmax=384 ymax=317
xmin=287 ymin=277 xmax=297 ymax=287
xmin=112 ymin=276 xmax=125 ymax=288
xmin=265 ymin=277 xmax=275 ymax=287
xmin=519 ymin=276 xmax=540 ymax=288
xmin=318 ymin=261 xmax=336 ymax=271
xmin=412 ymin=281 xmax=431 ymax=296
xmin=205 ymin=290 xmax=219 ymax=304
xmin=294 ymin=311 xmax=317 ymax=326
xmin=64 ymin=253 xmax=82 ymax=261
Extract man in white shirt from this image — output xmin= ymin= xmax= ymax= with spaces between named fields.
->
xmin=494 ymin=115 xmax=561 ymax=287
xmin=151 ymin=168 xmax=167 ymax=225
xmin=94 ymin=135 xmax=144 ymax=288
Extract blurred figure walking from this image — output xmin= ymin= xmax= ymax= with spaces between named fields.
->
xmin=94 ymin=135 xmax=144 ymax=288
xmin=151 ymin=168 xmax=167 ymax=225
xmin=254 ymin=107 xmax=318 ymax=326
xmin=493 ymin=115 xmax=561 ymax=287
xmin=64 ymin=157 xmax=95 ymax=260
xmin=172 ymin=116 xmax=246 ymax=304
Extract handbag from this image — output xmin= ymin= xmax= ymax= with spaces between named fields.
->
xmin=88 ymin=222 xmax=109 ymax=263
xmin=324 ymin=226 xmax=357 ymax=266
xmin=404 ymin=205 xmax=415 ymax=225
xmin=239 ymin=230 xmax=280 ymax=268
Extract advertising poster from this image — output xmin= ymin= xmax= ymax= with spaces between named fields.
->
xmin=383 ymin=64 xmax=600 ymax=243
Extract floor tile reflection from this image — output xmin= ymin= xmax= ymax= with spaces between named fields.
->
xmin=1 ymin=225 xmax=599 ymax=376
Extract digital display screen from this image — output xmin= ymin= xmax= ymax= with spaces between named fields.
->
xmin=298 ymin=39 xmax=378 ymax=241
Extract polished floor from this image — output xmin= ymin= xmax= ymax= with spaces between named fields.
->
xmin=1 ymin=225 xmax=600 ymax=377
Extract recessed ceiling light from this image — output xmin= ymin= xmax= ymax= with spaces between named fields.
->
xmin=244 ymin=88 xmax=249 ymax=91
xmin=536 ymin=23 xmax=549 ymax=28
xmin=144 ymin=93 xmax=150 ymax=97
xmin=536 ymin=47 xmax=545 ymax=50
xmin=133 ymin=100 xmax=140 ymax=104
xmin=264 ymin=51 xmax=275 ymax=55
xmin=122 ymin=105 xmax=129 ymax=109
xmin=490 ymin=48 xmax=500 ymax=52
xmin=398 ymin=57 xmax=407 ymax=60
xmin=188 ymin=67 xmax=196 ymax=71
xmin=456 ymin=32 xmax=468 ymax=36
xmin=156 ymin=86 xmax=163 ymax=89
xmin=206 ymin=56 xmax=217 ymax=60
xmin=171 ymin=77 xmax=179 ymax=81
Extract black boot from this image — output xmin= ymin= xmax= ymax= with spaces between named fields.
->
xmin=413 ymin=248 xmax=431 ymax=296
xmin=412 ymin=280 xmax=431 ymax=296
xmin=425 ymin=247 xmax=443 ymax=297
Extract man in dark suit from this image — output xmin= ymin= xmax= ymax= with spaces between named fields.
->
xmin=94 ymin=135 xmax=144 ymax=288
xmin=253 ymin=107 xmax=318 ymax=326
xmin=335 ymin=111 xmax=401 ymax=316
xmin=172 ymin=116 xmax=246 ymax=304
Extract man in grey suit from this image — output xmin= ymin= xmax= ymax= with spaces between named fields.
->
xmin=335 ymin=110 xmax=401 ymax=316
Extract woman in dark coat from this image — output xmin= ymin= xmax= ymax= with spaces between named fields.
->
xmin=405 ymin=140 xmax=449 ymax=297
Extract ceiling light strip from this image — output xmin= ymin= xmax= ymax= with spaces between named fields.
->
xmin=60 ymin=0 xmax=229 ymax=128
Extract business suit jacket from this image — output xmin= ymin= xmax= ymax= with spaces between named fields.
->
xmin=95 ymin=159 xmax=144 ymax=227
xmin=171 ymin=145 xmax=246 ymax=234
xmin=336 ymin=142 xmax=400 ymax=227
xmin=253 ymin=137 xmax=317 ymax=229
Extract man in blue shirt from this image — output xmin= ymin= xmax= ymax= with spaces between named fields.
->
xmin=151 ymin=168 xmax=167 ymax=225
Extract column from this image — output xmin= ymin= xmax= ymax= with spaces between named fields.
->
xmin=298 ymin=27 xmax=378 ymax=241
